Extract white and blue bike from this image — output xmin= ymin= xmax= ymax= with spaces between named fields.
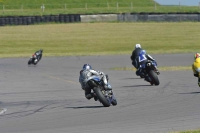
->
xmin=87 ymin=76 xmax=117 ymax=107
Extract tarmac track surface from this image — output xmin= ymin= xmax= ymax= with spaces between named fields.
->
xmin=0 ymin=53 xmax=200 ymax=133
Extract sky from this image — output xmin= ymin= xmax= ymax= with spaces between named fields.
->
xmin=155 ymin=0 xmax=200 ymax=6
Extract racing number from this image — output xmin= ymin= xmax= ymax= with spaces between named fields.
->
xmin=139 ymin=54 xmax=147 ymax=62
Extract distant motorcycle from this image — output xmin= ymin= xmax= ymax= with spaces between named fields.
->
xmin=140 ymin=60 xmax=160 ymax=85
xmin=87 ymin=76 xmax=117 ymax=107
xmin=28 ymin=53 xmax=42 ymax=65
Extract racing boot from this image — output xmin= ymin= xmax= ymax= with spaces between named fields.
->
xmin=86 ymin=93 xmax=98 ymax=101
xmin=85 ymin=93 xmax=94 ymax=100
xmin=136 ymin=69 xmax=140 ymax=76
xmin=136 ymin=67 xmax=146 ymax=77
xmin=144 ymin=76 xmax=151 ymax=82
xmin=139 ymin=72 xmax=145 ymax=78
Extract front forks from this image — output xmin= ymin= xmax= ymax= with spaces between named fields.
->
xmin=152 ymin=65 xmax=160 ymax=75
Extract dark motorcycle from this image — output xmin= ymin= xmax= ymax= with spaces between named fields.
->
xmin=140 ymin=61 xmax=160 ymax=86
xmin=87 ymin=76 xmax=117 ymax=107
xmin=28 ymin=54 xmax=42 ymax=65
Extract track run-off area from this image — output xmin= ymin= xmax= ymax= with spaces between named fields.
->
xmin=0 ymin=53 xmax=200 ymax=133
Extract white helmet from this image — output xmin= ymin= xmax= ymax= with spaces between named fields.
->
xmin=135 ymin=44 xmax=141 ymax=49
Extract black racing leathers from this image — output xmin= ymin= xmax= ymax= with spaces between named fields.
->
xmin=130 ymin=48 xmax=143 ymax=69
xmin=34 ymin=50 xmax=43 ymax=61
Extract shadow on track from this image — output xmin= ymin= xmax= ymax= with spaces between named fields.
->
xmin=178 ymin=92 xmax=200 ymax=94
xmin=28 ymin=65 xmax=37 ymax=67
xmin=121 ymin=78 xmax=141 ymax=80
xmin=66 ymin=106 xmax=104 ymax=109
xmin=123 ymin=85 xmax=151 ymax=88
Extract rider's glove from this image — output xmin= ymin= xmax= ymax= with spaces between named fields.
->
xmin=98 ymin=71 xmax=104 ymax=75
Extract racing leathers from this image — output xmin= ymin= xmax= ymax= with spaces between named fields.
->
xmin=79 ymin=69 xmax=111 ymax=100
xmin=33 ymin=50 xmax=43 ymax=63
xmin=192 ymin=58 xmax=200 ymax=87
xmin=136 ymin=51 xmax=159 ymax=81
xmin=130 ymin=47 xmax=143 ymax=69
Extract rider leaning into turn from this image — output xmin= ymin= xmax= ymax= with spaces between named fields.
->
xmin=192 ymin=53 xmax=200 ymax=87
xmin=130 ymin=44 xmax=143 ymax=69
xmin=33 ymin=49 xmax=43 ymax=62
xmin=136 ymin=50 xmax=160 ymax=82
xmin=79 ymin=64 xmax=111 ymax=100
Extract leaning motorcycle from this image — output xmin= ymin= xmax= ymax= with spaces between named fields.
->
xmin=28 ymin=54 xmax=40 ymax=65
xmin=140 ymin=60 xmax=160 ymax=86
xmin=87 ymin=76 xmax=117 ymax=107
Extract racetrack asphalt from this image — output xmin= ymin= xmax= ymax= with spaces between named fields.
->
xmin=0 ymin=53 xmax=200 ymax=133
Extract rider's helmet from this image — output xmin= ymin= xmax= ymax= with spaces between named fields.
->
xmin=82 ymin=64 xmax=92 ymax=70
xmin=194 ymin=53 xmax=200 ymax=60
xmin=135 ymin=44 xmax=141 ymax=49
xmin=40 ymin=49 xmax=43 ymax=53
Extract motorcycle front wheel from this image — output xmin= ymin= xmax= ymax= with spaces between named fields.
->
xmin=28 ymin=59 xmax=32 ymax=65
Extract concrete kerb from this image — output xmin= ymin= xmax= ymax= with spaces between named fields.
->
xmin=80 ymin=14 xmax=118 ymax=22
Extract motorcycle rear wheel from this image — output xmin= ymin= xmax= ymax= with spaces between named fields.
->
xmin=148 ymin=70 xmax=159 ymax=86
xmin=94 ymin=87 xmax=110 ymax=107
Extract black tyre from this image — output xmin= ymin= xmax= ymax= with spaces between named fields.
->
xmin=28 ymin=59 xmax=32 ymax=65
xmin=94 ymin=87 xmax=110 ymax=107
xmin=148 ymin=70 xmax=159 ymax=85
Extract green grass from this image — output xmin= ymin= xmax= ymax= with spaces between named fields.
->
xmin=0 ymin=0 xmax=155 ymax=7
xmin=180 ymin=130 xmax=200 ymax=133
xmin=0 ymin=0 xmax=199 ymax=16
xmin=0 ymin=0 xmax=156 ymax=16
xmin=170 ymin=129 xmax=200 ymax=133
xmin=0 ymin=22 xmax=200 ymax=57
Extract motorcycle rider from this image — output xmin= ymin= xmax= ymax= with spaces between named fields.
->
xmin=79 ymin=64 xmax=111 ymax=100
xmin=136 ymin=50 xmax=160 ymax=82
xmin=130 ymin=44 xmax=143 ymax=69
xmin=33 ymin=49 xmax=43 ymax=63
xmin=192 ymin=53 xmax=200 ymax=87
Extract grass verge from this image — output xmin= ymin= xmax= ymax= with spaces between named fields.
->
xmin=0 ymin=0 xmax=200 ymax=16
xmin=0 ymin=22 xmax=200 ymax=58
xmin=170 ymin=129 xmax=200 ymax=133
xmin=180 ymin=130 xmax=200 ymax=133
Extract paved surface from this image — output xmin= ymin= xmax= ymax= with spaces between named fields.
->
xmin=0 ymin=53 xmax=200 ymax=133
